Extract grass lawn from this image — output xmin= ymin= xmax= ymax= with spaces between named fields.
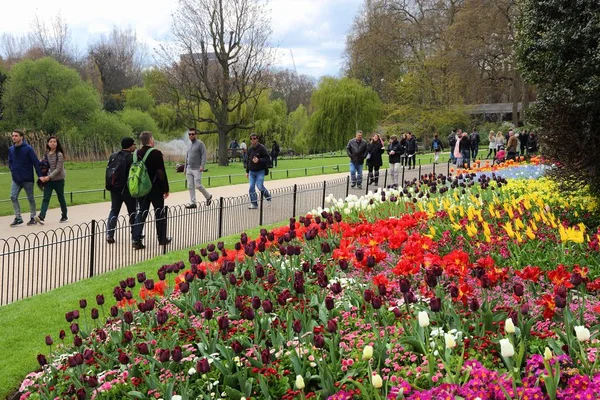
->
xmin=0 ymin=223 xmax=277 ymax=398
xmin=0 ymin=152 xmax=450 ymax=217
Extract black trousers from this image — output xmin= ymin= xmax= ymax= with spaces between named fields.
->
xmin=133 ymin=191 xmax=167 ymax=243
xmin=107 ymin=189 xmax=137 ymax=239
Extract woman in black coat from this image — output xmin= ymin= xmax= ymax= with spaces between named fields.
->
xmin=366 ymin=134 xmax=385 ymax=186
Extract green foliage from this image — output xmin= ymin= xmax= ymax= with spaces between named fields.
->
xmin=517 ymin=0 xmax=600 ymax=197
xmin=119 ymin=108 xmax=160 ymax=136
xmin=152 ymin=103 xmax=179 ymax=132
xmin=289 ymin=104 xmax=310 ymax=153
xmin=123 ymin=86 xmax=155 ymax=112
xmin=307 ymin=77 xmax=382 ymax=152
xmin=2 ymin=58 xmax=101 ymax=133
xmin=86 ymin=111 xmax=132 ymax=142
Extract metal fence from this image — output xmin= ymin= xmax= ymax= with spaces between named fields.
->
xmin=0 ymin=163 xmax=448 ymax=306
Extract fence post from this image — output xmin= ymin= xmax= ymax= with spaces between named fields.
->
xmin=89 ymin=220 xmax=96 ymax=278
xmin=401 ymin=165 xmax=405 ymax=184
xmin=287 ymin=170 xmax=289 ymax=178
xmin=218 ymin=196 xmax=224 ymax=238
xmin=70 ymin=192 xmax=73 ymax=204
xmin=103 ymin=189 xmax=106 ymax=200
xmin=322 ymin=181 xmax=327 ymax=209
xmin=322 ymin=166 xmax=324 ymax=174
xmin=384 ymin=169 xmax=388 ymax=188
xmin=163 ymin=206 xmax=169 ymax=255
xmin=305 ymin=168 xmax=307 ymax=176
xmin=418 ymin=164 xmax=422 ymax=177
xmin=345 ymin=176 xmax=350 ymax=197
xmin=447 ymin=160 xmax=450 ymax=176
xmin=292 ymin=184 xmax=297 ymax=218
xmin=433 ymin=161 xmax=436 ymax=175
xmin=229 ymin=175 xmax=232 ymax=184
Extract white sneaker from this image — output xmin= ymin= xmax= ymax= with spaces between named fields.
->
xmin=248 ymin=204 xmax=258 ymax=209
xmin=266 ymin=199 xmax=272 ymax=207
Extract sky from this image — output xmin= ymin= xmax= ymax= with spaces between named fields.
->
xmin=1 ymin=0 xmax=364 ymax=79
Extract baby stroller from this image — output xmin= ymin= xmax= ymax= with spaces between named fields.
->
xmin=494 ymin=146 xmax=506 ymax=165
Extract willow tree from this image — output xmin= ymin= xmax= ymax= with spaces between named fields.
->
xmin=160 ymin=0 xmax=274 ymax=166
xmin=306 ymin=77 xmax=382 ymax=153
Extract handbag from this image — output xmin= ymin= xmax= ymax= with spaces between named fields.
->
xmin=365 ymin=153 xmax=372 ymax=161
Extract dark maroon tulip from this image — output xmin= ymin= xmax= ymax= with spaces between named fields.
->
xmin=243 ymin=308 xmax=255 ymax=321
xmin=137 ymin=342 xmax=150 ymax=355
xmin=68 ymin=355 xmax=78 ymax=368
xmin=228 ymin=274 xmax=237 ymax=285
xmin=204 ymin=307 xmax=214 ymax=320
xmin=217 ymin=241 xmax=225 ymax=250
xmin=235 ymin=296 xmax=244 ymax=310
xmin=267 ymin=273 xmax=276 ymax=284
xmin=84 ymin=375 xmax=98 ymax=388
xmin=366 ymin=255 xmax=376 ymax=268
xmin=184 ymin=271 xmax=195 ymax=283
xmin=314 ymin=334 xmax=325 ymax=348
xmin=110 ymin=306 xmax=118 ymax=318
xmin=511 ymin=284 xmax=523 ymax=297
xmin=179 ymin=282 xmax=190 ymax=293
xmin=123 ymin=330 xmax=133 ymax=343
xmin=90 ymin=308 xmax=99 ymax=320
xmin=123 ymin=311 xmax=133 ymax=324
xmin=404 ymin=292 xmax=416 ymax=306
xmin=293 ymin=319 xmax=302 ymax=334
xmin=113 ymin=287 xmax=124 ymax=301
xmin=158 ymin=269 xmax=167 ymax=281
xmin=425 ymin=271 xmax=437 ymax=288
xmin=73 ymin=335 xmax=83 ymax=347
xmin=76 ymin=388 xmax=86 ymax=400
xmin=197 ymin=357 xmax=210 ymax=373
xmin=339 ymin=259 xmax=349 ymax=271
xmin=158 ymin=348 xmax=170 ymax=362
xmin=378 ymin=284 xmax=387 ymax=296
xmin=325 ymin=296 xmax=335 ymax=311
xmin=257 ymin=242 xmax=266 ymax=252
xmin=59 ymin=329 xmax=66 ymax=340
xmin=244 ymin=245 xmax=255 ymax=257
xmin=321 ymin=242 xmax=331 ymax=253
xmin=208 ymin=251 xmax=219 ymax=262
xmin=262 ymin=299 xmax=273 ymax=313
xmin=399 ymin=278 xmax=410 ymax=293
xmin=570 ymin=272 xmax=583 ymax=287
xmin=234 ymin=242 xmax=242 ymax=251
xmin=218 ymin=316 xmax=230 ymax=331
xmin=432 ymin=265 xmax=443 ymax=277
xmin=372 ymin=296 xmax=383 ymax=310
xmin=261 ymin=348 xmax=270 ymax=364
xmin=430 ymin=297 xmax=442 ymax=312
xmin=124 ymin=290 xmax=133 ymax=300
xmin=480 ymin=275 xmax=491 ymax=289
xmin=244 ymin=270 xmax=252 ymax=281
xmin=125 ymin=277 xmax=136 ymax=288
xmin=556 ymin=285 xmax=567 ymax=298
xmin=117 ymin=352 xmax=129 ymax=365
xmin=267 ymin=232 xmax=275 ymax=241
xmin=555 ymin=295 xmax=567 ymax=308
xmin=137 ymin=272 xmax=146 ymax=283
xmin=520 ymin=303 xmax=530 ymax=315
xmin=219 ymin=289 xmax=228 ymax=301
xmin=119 ymin=280 xmax=127 ymax=289
xmin=37 ymin=354 xmax=48 ymax=366
xmin=251 ymin=296 xmax=261 ymax=310
xmin=354 ymin=249 xmax=364 ymax=261
xmin=330 ymin=282 xmax=342 ymax=295
xmin=197 ymin=269 xmax=206 ymax=280
xmin=70 ymin=323 xmax=80 ymax=335
xmin=79 ymin=299 xmax=87 ymax=309
xmin=194 ymin=301 xmax=204 ymax=314
xmin=293 ymin=279 xmax=305 ymax=294
xmin=156 ymin=310 xmax=168 ymax=325
xmin=66 ymin=312 xmax=74 ymax=323
xmin=97 ymin=329 xmax=107 ymax=341
xmin=393 ymin=307 xmax=402 ymax=318
xmin=449 ymin=285 xmax=459 ymax=298
xmin=45 ymin=335 xmax=53 ymax=346
xmin=95 ymin=294 xmax=105 ymax=306
xmin=172 ymin=346 xmax=183 ymax=362
xmin=83 ymin=348 xmax=94 ymax=361
xmin=327 ymin=319 xmax=338 ymax=333
xmin=231 ymin=340 xmax=243 ymax=354
xmin=207 ymin=243 xmax=216 ymax=252
xmin=255 ymin=265 xmax=265 ymax=278
xmin=363 ymin=289 xmax=374 ymax=303
xmin=469 ymin=298 xmax=480 ymax=312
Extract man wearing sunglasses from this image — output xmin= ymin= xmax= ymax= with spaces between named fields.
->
xmin=185 ymin=128 xmax=213 ymax=209
xmin=246 ymin=134 xmax=272 ymax=209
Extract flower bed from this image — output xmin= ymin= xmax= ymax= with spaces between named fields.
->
xmin=19 ymin=169 xmax=600 ymax=400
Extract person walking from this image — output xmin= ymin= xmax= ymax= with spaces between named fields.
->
xmin=526 ymin=132 xmax=539 ymax=156
xmin=185 ymin=128 xmax=212 ymax=209
xmin=399 ymin=134 xmax=407 ymax=167
xmin=246 ymin=133 xmax=272 ymax=209
xmin=459 ymin=132 xmax=471 ymax=169
xmin=8 ymin=130 xmax=43 ymax=227
xmin=366 ymin=134 xmax=385 ymax=186
xmin=104 ymin=137 xmax=137 ymax=244
xmin=431 ymin=133 xmax=444 ymax=164
xmin=448 ymin=129 xmax=457 ymax=164
xmin=405 ymin=132 xmax=418 ymax=169
xmin=346 ymin=130 xmax=368 ymax=189
xmin=506 ymin=130 xmax=519 ymax=161
xmin=470 ymin=128 xmax=480 ymax=160
xmin=271 ymin=140 xmax=280 ymax=167
xmin=495 ymin=131 xmax=506 ymax=154
xmin=387 ymin=135 xmax=402 ymax=187
xmin=453 ymin=130 xmax=463 ymax=167
xmin=518 ymin=130 xmax=529 ymax=157
xmin=132 ymin=131 xmax=170 ymax=250
xmin=485 ymin=131 xmax=496 ymax=159
xmin=240 ymin=140 xmax=248 ymax=168
xmin=35 ymin=136 xmax=68 ymax=224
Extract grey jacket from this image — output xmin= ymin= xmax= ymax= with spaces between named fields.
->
xmin=346 ymin=138 xmax=368 ymax=164
xmin=46 ymin=151 xmax=66 ymax=181
xmin=186 ymin=139 xmax=207 ymax=170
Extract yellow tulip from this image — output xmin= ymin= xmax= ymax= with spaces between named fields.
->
xmin=429 ymin=226 xmax=436 ymax=237
xmin=525 ymin=226 xmax=536 ymax=240
xmin=515 ymin=218 xmax=524 ymax=230
xmin=503 ymin=223 xmax=515 ymax=239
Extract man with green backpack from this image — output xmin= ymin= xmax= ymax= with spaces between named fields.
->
xmin=130 ymin=131 xmax=170 ymax=250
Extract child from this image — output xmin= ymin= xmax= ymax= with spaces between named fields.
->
xmin=495 ymin=146 xmax=506 ymax=165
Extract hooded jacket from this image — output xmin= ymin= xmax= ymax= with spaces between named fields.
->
xmin=9 ymin=141 xmax=42 ymax=184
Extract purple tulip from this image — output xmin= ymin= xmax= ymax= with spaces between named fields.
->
xmin=91 ymin=308 xmax=99 ymax=320
xmin=293 ymin=319 xmax=302 ymax=333
xmin=219 ymin=288 xmax=228 ymax=301
xmin=327 ymin=319 xmax=338 ymax=333
xmin=325 ymin=296 xmax=335 ymax=311
xmin=156 ymin=310 xmax=168 ymax=325
xmin=261 ymin=348 xmax=271 ymax=364
xmin=513 ymin=283 xmax=524 ymax=297
xmin=59 ymin=330 xmax=66 ymax=340
xmin=378 ymin=284 xmax=387 ymax=296
xmin=123 ymin=330 xmax=133 ymax=343
xmin=179 ymin=282 xmax=190 ymax=293
xmin=372 ymin=296 xmax=383 ymax=309
xmin=172 ymin=346 xmax=183 ymax=362
xmin=235 ymin=296 xmax=244 ymax=310
xmin=158 ymin=348 xmax=170 ymax=362
xmin=262 ymin=299 xmax=273 ymax=313
xmin=363 ymin=289 xmax=374 ymax=303
xmin=399 ymin=278 xmax=410 ymax=293
xmin=83 ymin=348 xmax=94 ymax=361
xmin=97 ymin=329 xmax=106 ymax=341
xmin=73 ymin=335 xmax=82 ymax=347
xmin=95 ymin=294 xmax=105 ymax=306
xmin=45 ymin=335 xmax=53 ymax=346
xmin=123 ymin=311 xmax=133 ymax=324
xmin=204 ymin=307 xmax=214 ymax=320
xmin=231 ymin=340 xmax=243 ymax=354
xmin=267 ymin=273 xmax=276 ymax=284
xmin=218 ymin=316 xmax=230 ymax=330
xmin=430 ymin=297 xmax=442 ymax=312
xmin=137 ymin=272 xmax=146 ymax=283
xmin=338 ymin=259 xmax=349 ymax=271
xmin=79 ymin=299 xmax=87 ymax=309
xmin=313 ymin=334 xmax=325 ymax=348
xmin=330 ymin=282 xmax=342 ymax=294
xmin=251 ymin=296 xmax=261 ymax=310
xmin=243 ymin=308 xmax=255 ymax=321
xmin=137 ymin=342 xmax=149 ymax=355
xmin=255 ymin=265 xmax=265 ymax=278
xmin=244 ymin=270 xmax=252 ymax=281
xmin=469 ymin=298 xmax=480 ymax=312
xmin=70 ymin=323 xmax=79 ymax=335
xmin=197 ymin=357 xmax=210 ymax=373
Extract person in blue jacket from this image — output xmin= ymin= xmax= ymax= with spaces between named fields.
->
xmin=8 ymin=130 xmax=43 ymax=227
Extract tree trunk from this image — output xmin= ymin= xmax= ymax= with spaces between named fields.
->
xmin=522 ymin=83 xmax=531 ymax=121
xmin=512 ymin=69 xmax=520 ymax=126
xmin=218 ymin=128 xmax=229 ymax=166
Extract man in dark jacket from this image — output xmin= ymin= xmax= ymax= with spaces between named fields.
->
xmin=132 ymin=131 xmax=170 ymax=250
xmin=470 ymin=128 xmax=480 ymax=160
xmin=518 ymin=130 xmax=529 ymax=156
xmin=246 ymin=133 xmax=272 ymax=209
xmin=346 ymin=130 xmax=368 ymax=188
xmin=448 ymin=130 xmax=457 ymax=164
xmin=405 ymin=132 xmax=418 ymax=169
xmin=106 ymin=137 xmax=137 ymax=244
xmin=271 ymin=141 xmax=280 ymax=167
xmin=8 ymin=130 xmax=42 ymax=227
xmin=387 ymin=135 xmax=403 ymax=187
xmin=459 ymin=132 xmax=471 ymax=169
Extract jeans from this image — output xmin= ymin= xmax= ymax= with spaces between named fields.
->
xmin=271 ymin=155 xmax=278 ymax=167
xmin=248 ymin=170 xmax=271 ymax=206
xmin=449 ymin=150 xmax=456 ymax=164
xmin=39 ymin=179 xmax=67 ymax=219
xmin=389 ymin=163 xmax=401 ymax=187
xmin=349 ymin=162 xmax=363 ymax=186
xmin=471 ymin=146 xmax=479 ymax=160
xmin=186 ymin=169 xmax=211 ymax=203
xmin=107 ymin=188 xmax=137 ymax=239
xmin=434 ymin=151 xmax=441 ymax=163
xmin=11 ymin=181 xmax=36 ymax=220
xmin=406 ymin=153 xmax=416 ymax=168
xmin=461 ymin=150 xmax=471 ymax=169
xmin=367 ymin=165 xmax=380 ymax=185
xmin=133 ymin=191 xmax=168 ymax=243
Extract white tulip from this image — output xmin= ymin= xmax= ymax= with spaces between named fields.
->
xmin=444 ymin=333 xmax=456 ymax=349
xmin=362 ymin=345 xmax=374 ymax=360
xmin=371 ymin=373 xmax=383 ymax=389
xmin=504 ymin=318 xmax=515 ymax=334
xmin=574 ymin=325 xmax=591 ymax=342
xmin=499 ymin=338 xmax=514 ymax=358
xmin=544 ymin=347 xmax=553 ymax=361
xmin=295 ymin=375 xmax=305 ymax=389
xmin=418 ymin=311 xmax=430 ymax=328
xmin=172 ymin=396 xmax=182 ymax=400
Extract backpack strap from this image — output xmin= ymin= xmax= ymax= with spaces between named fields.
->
xmin=137 ymin=147 xmax=155 ymax=163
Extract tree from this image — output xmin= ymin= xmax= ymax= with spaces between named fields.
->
xmin=160 ymin=0 xmax=274 ymax=166
xmin=264 ymin=69 xmax=315 ymax=112
xmin=517 ymin=0 xmax=600 ymax=196
xmin=29 ymin=13 xmax=78 ymax=66
xmin=306 ymin=77 xmax=382 ymax=152
xmin=2 ymin=57 xmax=101 ymax=133
xmin=0 ymin=64 xmax=7 ymax=122
xmin=123 ymin=86 xmax=155 ymax=113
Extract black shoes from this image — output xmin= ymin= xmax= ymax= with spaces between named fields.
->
xmin=132 ymin=242 xmax=146 ymax=250
xmin=159 ymin=237 xmax=172 ymax=246
xmin=185 ymin=204 xmax=197 ymax=209
xmin=357 ymin=185 xmax=363 ymax=189
xmin=35 ymin=216 xmax=45 ymax=225
xmin=27 ymin=218 xmax=37 ymax=226
xmin=351 ymin=183 xmax=356 ymax=188
xmin=60 ymin=216 xmax=68 ymax=223
xmin=10 ymin=218 xmax=23 ymax=227
xmin=106 ymin=237 xmax=116 ymax=244
xmin=206 ymin=196 xmax=213 ymax=206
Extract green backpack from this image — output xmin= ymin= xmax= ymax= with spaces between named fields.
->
xmin=128 ymin=148 xmax=155 ymax=198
